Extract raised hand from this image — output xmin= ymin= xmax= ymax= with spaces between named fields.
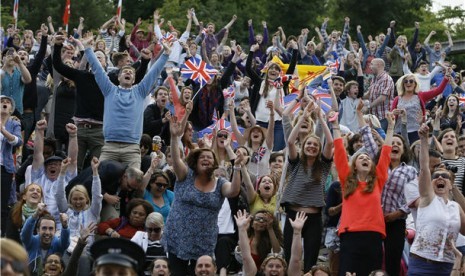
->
xmin=169 ymin=116 xmax=184 ymax=137
xmin=79 ymin=222 xmax=97 ymax=244
xmin=36 ymin=119 xmax=47 ymax=131
xmin=250 ymin=43 xmax=259 ymax=52
xmin=60 ymin=213 xmax=69 ymax=228
xmin=418 ymin=123 xmax=429 ymax=139
xmin=65 ymin=123 xmax=78 ymax=136
xmin=289 ymin=211 xmax=307 ymax=232
xmin=60 ymin=158 xmax=71 ymax=174
xmin=234 ymin=210 xmax=251 ymax=230
xmin=91 ymin=157 xmax=100 ymax=174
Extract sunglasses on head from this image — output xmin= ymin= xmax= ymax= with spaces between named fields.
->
xmin=1 ymin=258 xmax=27 ymax=273
xmin=146 ymin=227 xmax=162 ymax=233
xmin=403 ymin=79 xmax=415 ymax=84
xmin=217 ymin=133 xmax=228 ymax=139
xmin=432 ymin=172 xmax=451 ymax=180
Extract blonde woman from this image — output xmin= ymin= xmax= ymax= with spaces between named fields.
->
xmin=391 ymin=72 xmax=450 ymax=143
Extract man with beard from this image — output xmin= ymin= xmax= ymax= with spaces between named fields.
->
xmin=28 ymin=119 xmax=78 ymax=231
xmin=21 ymin=203 xmax=70 ymax=276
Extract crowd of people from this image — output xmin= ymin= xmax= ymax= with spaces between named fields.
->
xmin=1 ymin=6 xmax=465 ymax=276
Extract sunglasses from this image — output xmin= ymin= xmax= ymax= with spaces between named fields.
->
xmin=146 ymin=227 xmax=162 ymax=233
xmin=254 ymin=216 xmax=267 ymax=223
xmin=403 ymin=79 xmax=415 ymax=84
xmin=46 ymin=259 xmax=61 ymax=265
xmin=217 ymin=133 xmax=228 ymax=139
xmin=155 ymin=182 xmax=168 ymax=189
xmin=1 ymin=258 xmax=26 ymax=273
xmin=432 ymin=172 xmax=451 ymax=180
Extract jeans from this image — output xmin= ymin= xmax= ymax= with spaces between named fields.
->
xmin=407 ymin=255 xmax=453 ymax=276
xmin=380 ymin=118 xmax=388 ymax=133
xmin=257 ymin=120 xmax=285 ymax=151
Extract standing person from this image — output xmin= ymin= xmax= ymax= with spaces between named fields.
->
xmin=54 ymin=157 xmax=102 ymax=275
xmin=246 ymin=42 xmax=298 ymax=151
xmin=162 ymin=116 xmax=244 ymax=276
xmin=332 ymin=107 xmax=395 ymax=276
xmin=391 ymin=73 xmax=449 ymax=143
xmin=408 ymin=124 xmax=465 ymax=275
xmin=365 ymin=58 xmax=395 ymax=131
xmin=423 ymin=30 xmax=453 ymax=70
xmin=203 ymin=15 xmax=237 ymax=57
xmin=85 ymin=39 xmax=171 ymax=169
xmin=0 ymin=96 xmax=22 ymax=236
xmin=29 ymin=120 xmax=78 ymax=232
xmin=381 ymin=133 xmax=417 ymax=276
xmin=281 ymin=102 xmax=334 ymax=271
xmin=1 ymin=47 xmax=32 ymax=115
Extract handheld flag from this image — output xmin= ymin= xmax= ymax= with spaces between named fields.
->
xmin=181 ymin=57 xmax=217 ymax=88
xmin=309 ymin=87 xmax=332 ymax=113
xmin=116 ymin=0 xmax=122 ymax=21
xmin=62 ymin=0 xmax=71 ymax=30
xmin=13 ymin=0 xmax=19 ymax=23
xmin=223 ymin=85 xmax=235 ymax=100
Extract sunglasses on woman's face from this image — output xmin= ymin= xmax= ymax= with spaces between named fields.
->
xmin=403 ymin=79 xmax=415 ymax=84
xmin=217 ymin=133 xmax=228 ymax=139
xmin=155 ymin=182 xmax=168 ymax=189
xmin=432 ymin=172 xmax=451 ymax=180
xmin=254 ymin=216 xmax=267 ymax=223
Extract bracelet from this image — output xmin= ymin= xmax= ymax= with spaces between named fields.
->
xmin=69 ymin=134 xmax=77 ymax=138
xmin=233 ymin=166 xmax=242 ymax=171
xmin=387 ymin=127 xmax=395 ymax=131
xmin=332 ymin=127 xmax=340 ymax=130
xmin=108 ymin=229 xmax=115 ymax=236
xmin=295 ymin=98 xmax=300 ymax=102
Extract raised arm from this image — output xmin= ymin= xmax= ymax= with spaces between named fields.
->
xmin=418 ymin=123 xmax=434 ymax=205
xmin=223 ymin=15 xmax=237 ymax=30
xmin=47 ymin=16 xmax=55 ymax=34
xmin=234 ymin=210 xmax=257 ymax=276
xmin=32 ymin=120 xmax=47 ymax=171
xmin=13 ymin=52 xmax=31 ymax=84
xmin=221 ymin=148 xmax=244 ymax=198
xmin=228 ymin=100 xmax=246 ymax=146
xmin=55 ymin=158 xmax=71 ymax=212
xmin=169 ymin=116 xmax=189 ymax=181
xmin=423 ymin=31 xmax=435 ymax=50
xmin=241 ymin=158 xmax=257 ymax=204
xmin=446 ymin=30 xmax=453 ymax=48
xmin=316 ymin=105 xmax=334 ymax=159
xmin=66 ymin=123 xmax=78 ymax=173
xmin=265 ymin=101 xmax=275 ymax=150
xmin=384 ymin=112 xmax=395 ymax=147
xmin=287 ymin=212 xmax=307 ymax=276
xmin=288 ymin=103 xmax=313 ymax=160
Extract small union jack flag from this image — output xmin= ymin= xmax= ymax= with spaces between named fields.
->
xmin=251 ymin=146 xmax=267 ymax=164
xmin=197 ymin=117 xmax=244 ymax=148
xmin=459 ymin=93 xmax=465 ymax=107
xmin=181 ymin=57 xmax=217 ymax=87
xmin=162 ymin=32 xmax=176 ymax=43
xmin=223 ymin=85 xmax=235 ymax=100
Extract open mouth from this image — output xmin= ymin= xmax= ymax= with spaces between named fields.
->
xmin=437 ymin=183 xmax=445 ymax=189
xmin=264 ymin=186 xmax=271 ymax=191
xmin=391 ymin=147 xmax=399 ymax=154
xmin=362 ymin=161 xmax=369 ymax=167
xmin=2 ymin=105 xmax=7 ymax=109
xmin=50 ymin=169 xmax=57 ymax=174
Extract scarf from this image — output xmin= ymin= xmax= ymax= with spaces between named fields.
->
xmin=22 ymin=204 xmax=37 ymax=224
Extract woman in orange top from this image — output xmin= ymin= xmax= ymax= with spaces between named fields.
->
xmin=331 ymin=107 xmax=395 ymax=276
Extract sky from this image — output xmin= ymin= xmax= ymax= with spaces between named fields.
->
xmin=432 ymin=0 xmax=465 ymax=12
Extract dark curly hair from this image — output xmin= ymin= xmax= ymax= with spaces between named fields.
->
xmin=186 ymin=148 xmax=219 ymax=178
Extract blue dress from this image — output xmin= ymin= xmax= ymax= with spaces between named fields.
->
xmin=162 ymin=169 xmax=226 ymax=260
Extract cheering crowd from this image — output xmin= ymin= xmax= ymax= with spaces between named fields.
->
xmin=1 ymin=6 xmax=465 ymax=276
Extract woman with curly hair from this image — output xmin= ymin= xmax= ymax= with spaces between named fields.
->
xmin=332 ymin=108 xmax=395 ymax=276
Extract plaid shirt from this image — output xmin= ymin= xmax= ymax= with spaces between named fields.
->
xmin=321 ymin=21 xmax=350 ymax=59
xmin=381 ymin=163 xmax=417 ymax=216
xmin=368 ymin=71 xmax=394 ymax=121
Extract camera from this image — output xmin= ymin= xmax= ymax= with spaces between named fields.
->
xmin=444 ymin=163 xmax=458 ymax=174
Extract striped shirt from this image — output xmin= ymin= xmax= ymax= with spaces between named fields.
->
xmin=368 ymin=71 xmax=394 ymax=122
xmin=281 ymin=154 xmax=332 ymax=209
xmin=441 ymin=157 xmax=465 ymax=192
xmin=144 ymin=240 xmax=166 ymax=276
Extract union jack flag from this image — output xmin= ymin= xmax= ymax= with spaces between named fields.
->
xmin=181 ymin=57 xmax=217 ymax=87
xmin=197 ymin=117 xmax=244 ymax=148
xmin=309 ymin=87 xmax=332 ymax=113
xmin=283 ymin=92 xmax=301 ymax=116
xmin=251 ymin=146 xmax=267 ymax=164
xmin=223 ymin=85 xmax=235 ymax=100
xmin=459 ymin=93 xmax=465 ymax=107
xmin=162 ymin=32 xmax=176 ymax=43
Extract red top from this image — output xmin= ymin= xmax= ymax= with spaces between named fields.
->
xmin=334 ymin=138 xmax=391 ymax=238
xmin=97 ymin=217 xmax=144 ymax=239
